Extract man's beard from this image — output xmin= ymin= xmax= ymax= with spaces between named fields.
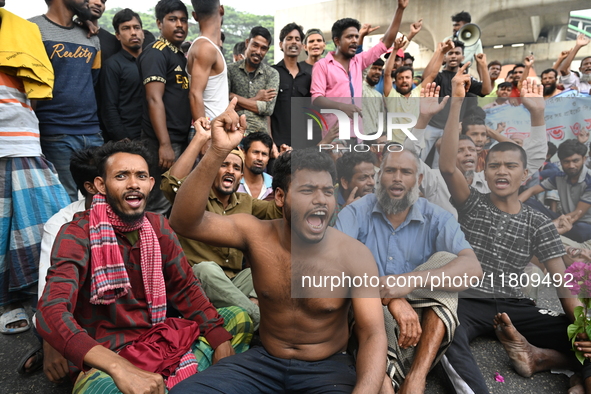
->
xmin=580 ymin=73 xmax=591 ymax=83
xmin=248 ymin=164 xmax=265 ymax=175
xmin=377 ymin=181 xmax=419 ymax=215
xmin=366 ymin=76 xmax=379 ymax=87
xmin=66 ymin=0 xmax=93 ymax=21
xmin=463 ymin=169 xmax=475 ymax=184
xmin=105 ymin=190 xmax=147 ymax=225
xmin=543 ymin=83 xmax=556 ymax=96
xmin=396 ymin=85 xmax=412 ymax=95
xmin=215 ymin=183 xmax=237 ymax=196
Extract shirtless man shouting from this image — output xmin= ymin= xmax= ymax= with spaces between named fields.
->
xmin=169 ymin=98 xmax=387 ymax=393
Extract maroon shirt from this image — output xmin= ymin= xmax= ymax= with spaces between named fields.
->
xmin=37 ymin=211 xmax=231 ymax=374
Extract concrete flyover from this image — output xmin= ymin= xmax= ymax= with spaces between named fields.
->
xmin=275 ymin=0 xmax=591 ymax=72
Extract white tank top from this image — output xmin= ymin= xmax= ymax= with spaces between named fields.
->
xmin=187 ymin=36 xmax=229 ymax=119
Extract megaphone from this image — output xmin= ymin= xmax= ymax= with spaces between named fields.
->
xmin=457 ymin=23 xmax=481 ymax=47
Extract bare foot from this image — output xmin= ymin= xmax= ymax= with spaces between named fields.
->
xmin=568 ymin=373 xmax=585 ymax=394
xmin=493 ymin=312 xmax=536 ymax=377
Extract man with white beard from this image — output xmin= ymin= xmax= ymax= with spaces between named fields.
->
xmin=335 ymin=147 xmax=480 ymax=393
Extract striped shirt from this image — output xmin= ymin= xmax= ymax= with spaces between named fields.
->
xmin=455 ymin=188 xmax=565 ymax=297
xmin=29 ymin=15 xmax=101 ymax=136
xmin=0 ymin=72 xmax=42 ymax=157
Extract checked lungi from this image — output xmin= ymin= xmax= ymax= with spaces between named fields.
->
xmin=384 ymin=252 xmax=460 ymax=390
xmin=0 ymin=156 xmax=69 ymax=306
xmin=73 ymin=306 xmax=253 ymax=394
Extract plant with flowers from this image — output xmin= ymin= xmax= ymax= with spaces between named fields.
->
xmin=566 ymin=261 xmax=591 ymax=364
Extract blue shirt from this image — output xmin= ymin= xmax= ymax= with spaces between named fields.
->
xmin=237 ymin=172 xmax=273 ymax=200
xmin=335 ymin=194 xmax=471 ymax=276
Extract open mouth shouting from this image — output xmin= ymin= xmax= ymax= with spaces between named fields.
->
xmin=462 ymin=157 xmax=476 ymax=169
xmin=305 ymin=209 xmax=328 ymax=233
xmin=222 ymin=174 xmax=235 ymax=188
xmin=389 ymin=184 xmax=405 ymax=198
xmin=494 ymin=178 xmax=510 ymax=190
xmin=124 ymin=192 xmax=145 ymax=209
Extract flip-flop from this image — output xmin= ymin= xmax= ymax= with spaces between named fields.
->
xmin=17 ymin=344 xmax=43 ymax=375
xmin=0 ymin=307 xmax=31 ymax=334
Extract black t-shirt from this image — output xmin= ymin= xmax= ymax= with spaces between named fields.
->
xmin=429 ymin=69 xmax=483 ymax=129
xmin=270 ymin=60 xmax=312 ymax=147
xmin=137 ymin=38 xmax=191 ymax=144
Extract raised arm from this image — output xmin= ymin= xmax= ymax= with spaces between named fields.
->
xmin=169 ymin=99 xmax=253 ymax=249
xmin=559 ymin=34 xmax=590 ymax=77
xmin=474 ymin=53 xmax=492 ymax=95
xmin=520 ymin=79 xmax=548 ymax=178
xmin=421 ymin=40 xmax=454 ymax=85
xmin=439 ymin=63 xmax=472 ymax=206
xmin=381 ymin=0 xmax=409 ymax=48
xmin=358 ymin=23 xmax=380 ymax=48
xmin=553 ymin=49 xmax=572 ymax=73
xmin=383 ymin=36 xmax=406 ymax=97
xmin=518 ymin=55 xmax=534 ymax=91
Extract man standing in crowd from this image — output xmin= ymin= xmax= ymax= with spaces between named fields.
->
xmin=87 ymin=0 xmax=119 ymax=63
xmin=559 ymin=33 xmax=590 ymax=95
xmin=169 ymin=100 xmax=387 ymax=393
xmin=29 ymin=0 xmax=103 ymax=201
xmin=237 ymin=132 xmax=275 ymax=201
xmin=187 ymin=0 xmax=228 ymax=121
xmin=448 ymin=11 xmax=483 ymax=79
xmin=421 ymin=40 xmax=491 ymax=167
xmin=138 ymin=0 xmax=191 ymax=215
xmin=362 ymin=58 xmax=387 ymax=138
xmin=540 ymin=68 xmax=562 ymax=99
xmin=271 ymin=22 xmax=312 ymax=147
xmin=100 ymin=8 xmax=145 ymax=141
xmin=311 ymin=0 xmax=409 ymax=138
xmin=486 ymin=60 xmax=502 ymax=97
xmin=37 ymin=140 xmax=251 ymax=392
xmin=302 ymin=28 xmax=326 ymax=67
xmin=0 ymin=0 xmax=70 ymax=335
xmin=228 ymin=26 xmax=279 ymax=134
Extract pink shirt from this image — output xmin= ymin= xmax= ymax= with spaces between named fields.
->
xmin=310 ymin=41 xmax=388 ymax=137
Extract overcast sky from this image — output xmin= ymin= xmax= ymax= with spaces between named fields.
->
xmin=4 ymin=0 xmax=329 ymax=19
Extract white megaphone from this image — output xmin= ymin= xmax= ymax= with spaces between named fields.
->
xmin=457 ymin=23 xmax=481 ymax=46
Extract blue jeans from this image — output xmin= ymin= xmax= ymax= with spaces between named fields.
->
xmin=40 ymin=133 xmax=104 ymax=201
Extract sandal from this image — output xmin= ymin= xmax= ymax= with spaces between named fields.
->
xmin=17 ymin=344 xmax=43 ymax=375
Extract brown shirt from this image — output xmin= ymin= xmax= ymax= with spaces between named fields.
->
xmin=162 ymin=170 xmax=282 ymax=277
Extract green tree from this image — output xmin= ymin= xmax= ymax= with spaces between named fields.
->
xmin=99 ymin=4 xmax=274 ymax=64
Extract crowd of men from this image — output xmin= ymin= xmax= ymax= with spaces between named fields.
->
xmin=2 ymin=0 xmax=591 ymax=393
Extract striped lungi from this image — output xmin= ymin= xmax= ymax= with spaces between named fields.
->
xmin=384 ymin=251 xmax=460 ymax=390
xmin=73 ymin=306 xmax=253 ymax=393
xmin=0 ymin=156 xmax=69 ymax=306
